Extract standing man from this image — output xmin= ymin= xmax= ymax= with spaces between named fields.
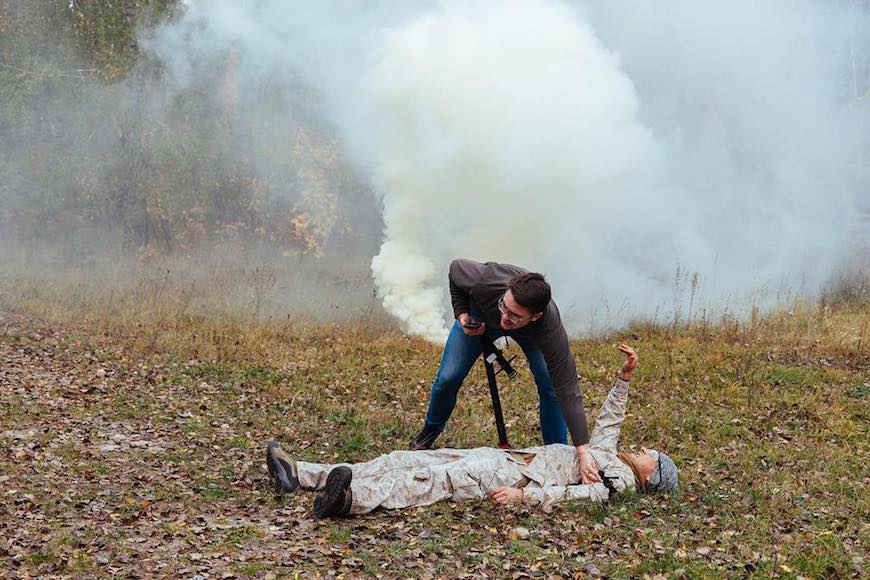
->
xmin=410 ymin=259 xmax=602 ymax=485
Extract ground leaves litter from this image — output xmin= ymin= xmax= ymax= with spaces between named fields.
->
xmin=1 ymin=311 xmax=868 ymax=578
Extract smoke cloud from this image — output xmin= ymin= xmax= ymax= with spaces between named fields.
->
xmin=368 ymin=0 xmax=668 ymax=340
xmin=40 ymin=0 xmax=869 ymax=338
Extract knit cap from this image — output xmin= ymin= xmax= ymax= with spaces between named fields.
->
xmin=646 ymin=450 xmax=678 ymax=493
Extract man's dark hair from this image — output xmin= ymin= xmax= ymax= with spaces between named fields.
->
xmin=507 ymin=272 xmax=551 ymax=314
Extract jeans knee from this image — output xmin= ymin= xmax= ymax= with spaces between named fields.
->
xmin=433 ymin=373 xmax=462 ymax=393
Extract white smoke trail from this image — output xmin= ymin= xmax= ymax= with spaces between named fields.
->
xmin=147 ymin=0 xmax=869 ymax=340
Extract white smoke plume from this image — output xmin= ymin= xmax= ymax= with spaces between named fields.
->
xmin=149 ymin=0 xmax=870 ymax=341
xmin=369 ymin=0 xmax=666 ymax=341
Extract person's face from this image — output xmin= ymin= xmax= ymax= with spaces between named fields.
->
xmin=498 ymin=291 xmax=541 ymax=330
xmin=627 ymin=447 xmax=660 ymax=483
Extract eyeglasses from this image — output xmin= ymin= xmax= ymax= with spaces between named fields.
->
xmin=498 ymin=295 xmax=530 ymax=325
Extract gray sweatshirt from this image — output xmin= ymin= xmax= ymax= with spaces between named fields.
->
xmin=448 ymin=259 xmax=589 ymax=445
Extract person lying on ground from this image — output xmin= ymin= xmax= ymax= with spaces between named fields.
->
xmin=265 ymin=345 xmax=678 ymax=519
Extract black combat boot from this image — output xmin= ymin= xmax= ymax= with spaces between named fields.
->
xmin=266 ymin=441 xmax=300 ymax=496
xmin=313 ymin=466 xmax=353 ymax=519
xmin=409 ymin=424 xmax=441 ymax=451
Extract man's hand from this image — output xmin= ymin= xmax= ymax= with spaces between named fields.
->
xmin=617 ymin=344 xmax=638 ymax=381
xmin=458 ymin=313 xmax=486 ymax=336
xmin=490 ymin=486 xmax=523 ymax=504
xmin=577 ymin=444 xmax=602 ymax=484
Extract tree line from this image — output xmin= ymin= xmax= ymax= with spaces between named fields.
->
xmin=0 ymin=1 xmax=375 ymax=262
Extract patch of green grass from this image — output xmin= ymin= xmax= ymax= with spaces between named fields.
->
xmin=66 ymin=551 xmax=96 ymax=573
xmin=382 ymin=541 xmax=406 ymax=558
xmin=200 ymin=486 xmax=227 ymax=499
xmin=789 ymin=535 xmax=855 ymax=578
xmin=54 ymin=446 xmax=84 ymax=462
xmin=225 ymin=525 xmax=262 ymax=543
xmin=117 ymin=497 xmax=146 ymax=518
xmin=507 ymin=540 xmax=543 ymax=559
xmin=243 ymin=365 xmax=290 ymax=383
xmin=189 ymin=361 xmax=235 ymax=382
xmin=330 ymin=409 xmax=367 ymax=428
xmin=363 ymin=560 xmax=384 ymax=576
xmin=847 ymin=383 xmax=869 ymax=399
xmin=29 ymin=547 xmax=55 ymax=565
xmin=519 ymin=516 xmax=541 ymax=528
xmin=160 ymin=521 xmax=188 ymax=536
xmin=630 ymin=552 xmax=685 ymax=576
xmin=74 ymin=460 xmax=109 ymax=476
xmin=54 ymin=533 xmax=80 ymax=547
xmin=463 ymin=552 xmax=486 ymax=565
xmin=564 ymin=498 xmax=610 ymax=522
xmin=1 ymin=401 xmax=43 ymax=418
xmin=717 ymin=422 xmax=750 ymax=438
xmin=447 ymin=530 xmax=484 ymax=553
xmin=227 ymin=435 xmax=252 ymax=449
xmin=328 ymin=528 xmax=352 ymax=543
xmin=764 ymin=365 xmax=839 ymax=388
xmin=420 ymin=538 xmax=442 ymax=554
xmin=112 ymin=401 xmax=150 ymax=419
xmin=182 ymin=420 xmax=206 ymax=433
xmin=236 ymin=562 xmax=267 ymax=577
xmin=377 ymin=419 xmax=404 ymax=439
xmin=338 ymin=432 xmax=367 ymax=455
xmin=0 ymin=331 xmax=23 ymax=345
xmin=165 ymin=450 xmax=195 ymax=463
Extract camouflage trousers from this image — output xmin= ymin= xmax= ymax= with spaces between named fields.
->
xmin=297 ymin=448 xmax=526 ymax=514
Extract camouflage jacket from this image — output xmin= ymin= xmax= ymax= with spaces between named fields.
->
xmin=517 ymin=377 xmax=636 ymax=508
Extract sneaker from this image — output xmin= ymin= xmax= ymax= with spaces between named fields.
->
xmin=266 ymin=441 xmax=300 ymax=496
xmin=409 ymin=424 xmax=441 ymax=451
xmin=313 ymin=466 xmax=353 ymax=519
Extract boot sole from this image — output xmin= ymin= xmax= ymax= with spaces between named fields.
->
xmin=266 ymin=441 xmax=297 ymax=495
xmin=313 ymin=466 xmax=352 ymax=519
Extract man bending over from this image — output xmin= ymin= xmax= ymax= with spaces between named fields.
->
xmin=266 ymin=345 xmax=678 ymax=518
xmin=411 ymin=259 xmax=601 ymax=485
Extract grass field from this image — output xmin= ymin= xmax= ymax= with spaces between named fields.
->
xmin=0 ymin=266 xmax=867 ymax=578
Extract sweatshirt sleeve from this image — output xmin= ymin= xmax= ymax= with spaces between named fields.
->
xmin=588 ymin=378 xmax=630 ymax=453
xmin=538 ymin=323 xmax=590 ymax=445
xmin=448 ymin=259 xmax=483 ymax=319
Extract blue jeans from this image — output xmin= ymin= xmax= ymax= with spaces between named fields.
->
xmin=424 ymin=320 xmax=568 ymax=445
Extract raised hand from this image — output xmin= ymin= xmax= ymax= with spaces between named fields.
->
xmin=618 ymin=344 xmax=638 ymax=380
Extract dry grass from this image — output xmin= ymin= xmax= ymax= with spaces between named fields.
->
xmin=0 ymin=262 xmax=868 ymax=578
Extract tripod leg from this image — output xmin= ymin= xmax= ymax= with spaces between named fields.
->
xmin=484 ymin=357 xmax=509 ymax=448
